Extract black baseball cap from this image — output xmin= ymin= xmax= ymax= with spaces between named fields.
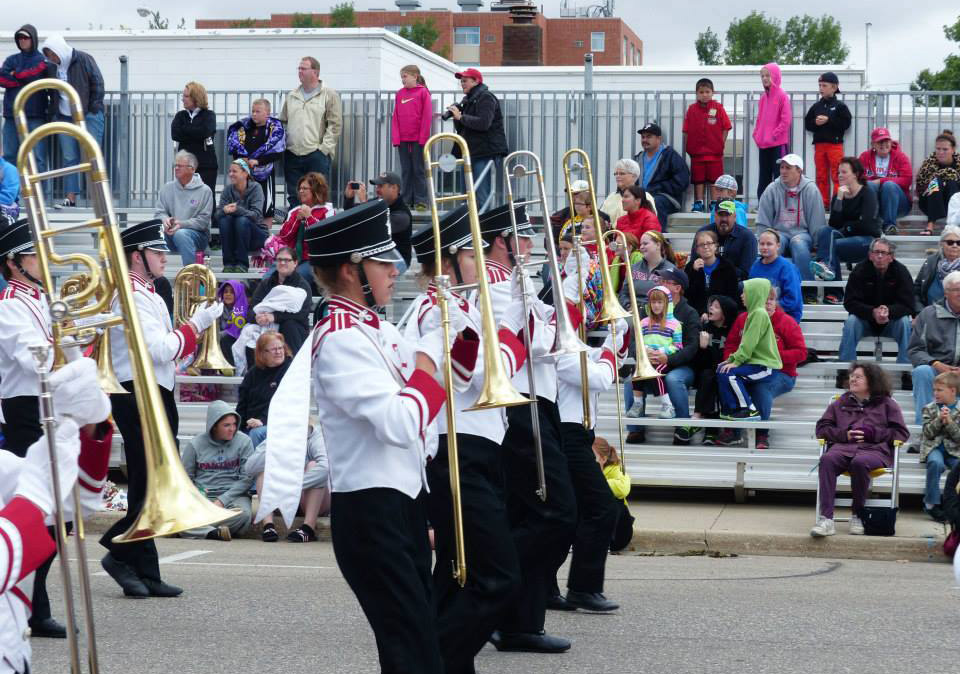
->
xmin=370 ymin=171 xmax=402 ymax=187
xmin=638 ymin=122 xmax=662 ymax=137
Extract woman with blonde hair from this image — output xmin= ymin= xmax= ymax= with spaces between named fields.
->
xmin=172 ymin=81 xmax=218 ymax=199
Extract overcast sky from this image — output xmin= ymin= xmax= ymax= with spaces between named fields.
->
xmin=2 ymin=2 xmax=957 ymax=90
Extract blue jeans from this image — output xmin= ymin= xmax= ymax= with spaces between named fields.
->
xmin=778 ymin=232 xmax=814 ymax=281
xmin=717 ymin=364 xmax=773 ymax=413
xmin=924 ymin=445 xmax=959 ymax=506
xmin=748 ymin=370 xmax=796 ymax=421
xmin=838 ymin=315 xmax=911 ymax=363
xmin=814 ymin=228 xmax=872 ymax=283
xmin=468 ymin=156 xmax=497 ymax=213
xmin=3 ymin=116 xmax=47 ymax=174
xmin=664 ymin=366 xmax=694 ymax=419
xmin=284 ymin=149 xmax=330 ymax=208
xmin=913 ymin=364 xmax=936 ymax=425
xmin=57 ymin=110 xmax=105 ymax=195
xmin=165 ymin=228 xmax=209 ymax=267
xmin=247 ymin=425 xmax=268 ymax=449
xmin=217 ymin=214 xmax=268 ymax=268
xmin=866 ymin=181 xmax=910 ymax=227
xmin=623 ymin=379 xmax=641 ymax=432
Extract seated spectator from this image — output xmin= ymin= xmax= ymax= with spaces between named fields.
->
xmin=591 ymin=437 xmax=633 ymax=552
xmin=811 ymin=362 xmax=909 ymax=537
xmin=909 ymin=270 xmax=960 ymax=426
xmin=214 ymin=159 xmax=266 ymax=273
xmin=755 ymin=153 xmax=827 ymax=301
xmin=684 ymin=229 xmax=741 ymax=319
xmin=273 ymin=172 xmax=332 ymax=286
xmin=609 ymin=232 xmax=642 ymax=298
xmin=914 ymin=225 xmax=960 ymax=309
xmin=246 ymin=425 xmax=329 ymax=542
xmin=343 ymin=172 xmax=412 ymax=273
xmin=809 ymin=156 xmax=881 ymax=302
xmin=217 ymin=280 xmax=249 ymax=367
xmin=617 ymin=230 xmax=676 ymax=311
xmin=180 ymin=400 xmax=255 ymax=541
xmin=750 ymin=228 xmax=803 ymax=323
xmin=236 ymin=330 xmax=292 ymax=448
xmin=248 ymin=247 xmax=312 ymax=354
xmin=227 ymin=98 xmax=285 ymax=223
xmin=919 ymin=371 xmax=960 ymax=522
xmin=691 ymin=200 xmax=758 ymax=280
xmin=625 ymin=285 xmax=682 ymax=424
xmin=155 ymin=150 xmax=213 ymax=267
xmin=600 ymin=158 xmax=656 ymax=224
xmin=708 ymin=174 xmax=747 ymax=227
xmin=0 ymin=151 xmax=19 ymax=220
xmin=916 ymin=130 xmax=960 ymax=235
xmin=616 ymin=185 xmax=660 ymax=240
xmin=859 ymin=127 xmax=912 ymax=235
xmin=839 ymin=238 xmax=914 ymax=378
xmin=634 ymin=122 xmax=690 ymax=230
xmin=552 ymin=179 xmax=590 ymax=240
xmin=950 ymin=191 xmax=960 ymax=227
xmin=691 ymin=295 xmax=739 ymax=445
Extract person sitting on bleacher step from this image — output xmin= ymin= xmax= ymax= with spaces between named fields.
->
xmin=690 ymin=200 xmax=757 ymax=281
xmin=918 ymin=371 xmax=960 ymax=523
xmin=908 ymin=270 xmax=960 ymax=427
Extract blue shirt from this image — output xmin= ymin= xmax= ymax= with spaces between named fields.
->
xmin=709 ymin=199 xmax=748 ymax=227
xmin=749 ymin=255 xmax=803 ymax=323
xmin=641 ymin=146 xmax=664 ymax=190
xmin=0 ymin=158 xmax=18 ymax=206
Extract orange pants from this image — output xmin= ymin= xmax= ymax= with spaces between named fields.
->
xmin=814 ymin=142 xmax=844 ymax=207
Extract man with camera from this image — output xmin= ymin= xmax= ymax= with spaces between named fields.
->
xmin=444 ymin=68 xmax=508 ymax=213
xmin=343 ymin=172 xmax=413 ymax=272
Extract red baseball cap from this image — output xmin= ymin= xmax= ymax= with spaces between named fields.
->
xmin=871 ymin=127 xmax=892 ymax=143
xmin=455 ymin=68 xmax=483 ymax=84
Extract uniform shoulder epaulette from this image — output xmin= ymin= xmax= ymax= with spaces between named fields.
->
xmin=311 ymin=310 xmax=360 ymax=357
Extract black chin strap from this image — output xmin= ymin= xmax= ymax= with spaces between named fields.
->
xmin=451 ymin=254 xmax=464 ymax=286
xmin=140 ymin=250 xmax=158 ymax=283
xmin=504 ymin=233 xmax=517 ymax=267
xmin=356 ymin=262 xmax=378 ymax=310
xmin=14 ymin=258 xmax=42 ymax=286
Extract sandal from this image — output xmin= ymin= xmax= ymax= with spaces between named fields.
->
xmin=286 ymin=523 xmax=317 ymax=543
xmin=261 ymin=523 xmax=279 ymax=543
xmin=923 ymin=222 xmax=936 ymax=235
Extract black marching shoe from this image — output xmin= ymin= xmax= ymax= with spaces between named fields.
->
xmin=565 ymin=590 xmax=619 ymax=612
xmin=547 ymin=592 xmax=575 ymax=611
xmin=28 ymin=617 xmax=68 ymax=638
xmin=490 ymin=630 xmax=571 ymax=653
xmin=101 ymin=553 xmax=149 ymax=597
xmin=141 ymin=578 xmax=184 ymax=598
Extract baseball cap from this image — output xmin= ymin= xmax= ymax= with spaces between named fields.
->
xmin=658 ymin=268 xmax=688 ymax=291
xmin=713 ymin=174 xmax=738 ymax=191
xmin=370 ymin=171 xmax=401 ymax=187
xmin=566 ymin=179 xmax=589 ymax=193
xmin=716 ymin=200 xmax=737 ymax=216
xmin=871 ymin=127 xmax=892 ymax=143
xmin=777 ymin=153 xmax=804 ymax=171
xmin=638 ymin=122 xmax=662 ymax=137
xmin=819 ymin=71 xmax=840 ymax=91
xmin=455 ymin=68 xmax=483 ymax=84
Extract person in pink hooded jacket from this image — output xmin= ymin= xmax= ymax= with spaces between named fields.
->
xmin=391 ymin=64 xmax=432 ymax=209
xmin=753 ymin=62 xmax=793 ymax=201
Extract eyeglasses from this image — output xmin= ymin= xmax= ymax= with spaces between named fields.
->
xmin=870 ymin=250 xmax=892 ymax=256
xmin=944 ymin=240 xmax=960 ymax=247
xmin=173 ymin=163 xmax=193 ymax=170
xmin=267 ymin=346 xmax=286 ymax=353
xmin=613 ymin=171 xmax=631 ymax=176
xmin=276 ymin=257 xmax=295 ymax=263
xmin=696 ymin=242 xmax=717 ymax=248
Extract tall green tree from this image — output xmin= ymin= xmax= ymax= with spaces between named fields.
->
xmin=695 ymin=28 xmax=722 ymax=66
xmin=723 ymin=11 xmax=781 ymax=66
xmin=780 ymin=15 xmax=849 ymax=65
xmin=695 ymin=11 xmax=849 ymax=66
xmin=911 ymin=15 xmax=960 ymax=106
xmin=398 ymin=19 xmax=440 ymax=52
xmin=330 ymin=2 xmax=357 ymax=28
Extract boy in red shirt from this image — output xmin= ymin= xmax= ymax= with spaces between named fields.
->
xmin=683 ymin=78 xmax=732 ymax=212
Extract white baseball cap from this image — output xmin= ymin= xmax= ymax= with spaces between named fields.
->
xmin=777 ymin=153 xmax=804 ymax=170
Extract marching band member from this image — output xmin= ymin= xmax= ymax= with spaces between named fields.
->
xmin=477 ymin=203 xmax=578 ymax=654
xmin=99 ymin=219 xmax=223 ymax=599
xmin=303 ymin=200 xmax=450 ymax=674
xmin=405 ymin=205 xmax=528 ymax=674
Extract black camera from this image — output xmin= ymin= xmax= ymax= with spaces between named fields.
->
xmin=441 ymin=101 xmax=464 ymax=121
xmin=349 ymin=181 xmax=361 ymax=189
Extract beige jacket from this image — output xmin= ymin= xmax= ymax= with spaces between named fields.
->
xmin=280 ymin=83 xmax=342 ymax=159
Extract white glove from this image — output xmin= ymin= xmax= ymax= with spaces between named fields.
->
xmin=14 ymin=418 xmax=81 ymax=515
xmin=190 ymin=301 xmax=225 ymax=333
xmin=561 ymin=271 xmax=584 ymax=304
xmin=602 ymin=318 xmax=629 ymax=353
xmin=562 ymin=245 xmax=590 ymax=279
xmin=510 ymin=266 xmax=537 ymax=303
xmin=51 ymin=357 xmax=111 ymax=426
xmin=499 ymin=298 xmax=528 ymax=335
xmin=416 ymin=327 xmax=453 ymax=371
xmin=421 ymin=294 xmax=469 ymax=335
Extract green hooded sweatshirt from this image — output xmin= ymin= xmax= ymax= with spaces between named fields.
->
xmin=729 ymin=278 xmax=783 ymax=369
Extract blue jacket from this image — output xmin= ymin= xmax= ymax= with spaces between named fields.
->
xmin=0 ymin=25 xmax=54 ymax=120
xmin=633 ymin=144 xmax=690 ymax=209
xmin=749 ymin=255 xmax=803 ymax=323
xmin=0 ymin=158 xmax=18 ymax=205
xmin=690 ymin=223 xmax=758 ymax=281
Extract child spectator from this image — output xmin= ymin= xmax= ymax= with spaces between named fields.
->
xmin=804 ymin=72 xmax=852 ymax=209
xmin=226 ymin=98 xmax=286 ymax=223
xmin=217 ymin=280 xmax=249 ymax=367
xmin=610 ymin=232 xmax=643 ymax=297
xmin=749 ymin=228 xmax=803 ymax=323
xmin=616 ymin=185 xmax=661 ymax=240
xmin=753 ymin=63 xmax=792 ymax=200
xmin=708 ymin=174 xmax=747 ymax=227
xmin=626 ymin=285 xmax=683 ymax=420
xmin=691 ymin=295 xmax=740 ymax=445
xmin=591 ymin=437 xmax=633 ymax=552
xmin=716 ymin=278 xmax=782 ymax=420
xmin=919 ymin=371 xmax=960 ymax=522
xmin=391 ymin=65 xmax=432 ymax=209
xmin=683 ymin=78 xmax=731 ymax=212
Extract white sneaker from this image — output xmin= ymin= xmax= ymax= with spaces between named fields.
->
xmin=849 ymin=515 xmax=864 ymax=535
xmin=810 ymin=518 xmax=836 ymax=537
xmin=625 ymin=403 xmax=643 ymax=419
xmin=658 ymin=401 xmax=676 ymax=419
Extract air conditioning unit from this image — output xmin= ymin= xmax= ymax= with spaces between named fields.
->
xmin=395 ymin=0 xmax=422 ymax=9
xmin=457 ymin=0 xmax=484 ymax=11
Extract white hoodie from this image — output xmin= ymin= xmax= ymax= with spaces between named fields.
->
xmin=39 ymin=34 xmax=73 ymax=117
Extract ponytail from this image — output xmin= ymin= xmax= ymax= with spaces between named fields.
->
xmin=401 ymin=64 xmax=426 ymax=89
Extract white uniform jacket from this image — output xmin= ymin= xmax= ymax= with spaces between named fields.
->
xmin=312 ymin=295 xmax=447 ymax=499
xmin=0 ymin=280 xmax=52 ymax=400
xmin=110 ymin=272 xmax=198 ymax=391
xmin=556 ymin=329 xmax=629 ymax=428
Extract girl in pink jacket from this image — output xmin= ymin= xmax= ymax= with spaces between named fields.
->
xmin=753 ymin=62 xmax=793 ymax=200
xmin=391 ymin=65 xmax=432 ymax=209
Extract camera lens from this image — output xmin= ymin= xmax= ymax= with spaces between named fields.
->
xmin=441 ymin=110 xmax=453 ymax=121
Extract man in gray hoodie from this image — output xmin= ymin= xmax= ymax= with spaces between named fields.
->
xmin=155 ymin=149 xmax=213 ymax=266
xmin=755 ymin=153 xmax=826 ymax=292
xmin=180 ymin=400 xmax=254 ymax=540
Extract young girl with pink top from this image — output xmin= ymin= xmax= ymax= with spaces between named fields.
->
xmin=391 ymin=65 xmax=433 ymax=208
xmin=753 ymin=62 xmax=793 ymax=201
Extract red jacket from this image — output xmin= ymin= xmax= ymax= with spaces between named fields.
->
xmin=391 ymin=84 xmax=432 ymax=146
xmin=616 ymin=208 xmax=661 ymax=241
xmin=858 ymin=142 xmax=913 ymax=200
xmin=277 ymin=204 xmax=331 ymax=262
xmin=683 ymin=100 xmax=731 ymax=160
xmin=723 ymin=307 xmax=806 ymax=377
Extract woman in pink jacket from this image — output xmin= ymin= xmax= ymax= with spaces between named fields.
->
xmin=392 ymin=65 xmax=432 ymax=209
xmin=753 ymin=62 xmax=793 ymax=201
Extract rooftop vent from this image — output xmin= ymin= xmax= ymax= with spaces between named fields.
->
xmin=395 ymin=0 xmax=422 ymax=9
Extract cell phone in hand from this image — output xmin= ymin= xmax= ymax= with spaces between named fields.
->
xmin=349 ymin=181 xmax=361 ymax=189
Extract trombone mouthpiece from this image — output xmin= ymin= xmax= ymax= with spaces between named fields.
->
xmin=49 ymin=300 xmax=69 ymax=322
xmin=512 ymin=165 xmax=528 ymax=178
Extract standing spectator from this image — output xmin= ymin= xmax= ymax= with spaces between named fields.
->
xmin=599 ymin=158 xmax=656 ymax=223
xmin=909 ymin=270 xmax=960 ymax=425
xmin=171 ymin=82 xmax=218 ymax=202
xmin=859 ymin=127 xmax=913 ymax=235
xmin=615 ymin=184 xmax=660 ymax=240
xmin=839 ymin=238 xmax=914 ymax=374
xmin=248 ymin=247 xmax=312 ymax=355
xmin=804 ymin=72 xmax=852 ymax=209
xmin=749 ymin=229 xmax=803 ymax=323
xmin=634 ymin=122 xmax=690 ymax=230
xmin=392 ymin=64 xmax=431 ymax=209
xmin=235 ymin=331 xmax=292 ymax=449
xmin=753 ymin=62 xmax=792 ymax=200
xmin=214 ymin=158 xmax=265 ymax=273
xmin=446 ymin=68 xmax=507 ymax=211
xmin=691 ymin=294 xmax=740 ymax=445
xmin=916 ymin=130 xmax=960 ymax=235
xmin=154 ymin=150 xmax=213 ymax=267
xmin=708 ymin=174 xmax=748 ymax=227
xmin=343 ymin=172 xmax=413 ymax=272
xmin=755 ymin=154 xmax=827 ymax=301
xmin=1 ymin=25 xmax=53 ymax=174
xmin=280 ymin=56 xmax=342 ymax=207
xmin=918 ymin=371 xmax=960 ymax=522
xmin=684 ymin=229 xmax=741 ymax=318
xmin=691 ymin=200 xmax=758 ymax=280
xmin=914 ymin=225 xmax=960 ymax=309
xmin=227 ymin=98 xmax=285 ymax=223
xmin=274 ymin=172 xmax=333 ymax=285
xmin=683 ymin=78 xmax=731 ymax=212
xmin=39 ymin=34 xmax=104 ymax=208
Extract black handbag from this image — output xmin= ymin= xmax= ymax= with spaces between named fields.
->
xmin=859 ymin=506 xmax=898 ymax=536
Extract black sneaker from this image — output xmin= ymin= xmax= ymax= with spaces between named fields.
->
xmin=625 ymin=429 xmax=646 ymax=444
xmin=925 ymin=504 xmax=947 ymax=523
xmin=756 ymin=430 xmax=770 ymax=450
xmin=901 ymin=372 xmax=913 ymax=391
xmin=720 ymin=408 xmax=759 ymax=421
xmin=673 ymin=427 xmax=693 ymax=445
xmin=715 ymin=429 xmax=741 ymax=446
xmin=803 ymin=291 xmax=819 ymax=305
xmin=883 ymin=223 xmax=898 ymax=235
xmin=835 ymin=370 xmax=849 ymax=390
xmin=702 ymin=430 xmax=717 ymax=446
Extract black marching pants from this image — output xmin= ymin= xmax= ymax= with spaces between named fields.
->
xmin=99 ymin=382 xmax=178 ymax=582
xmin=427 ymin=434 xmax=520 ymax=674
xmin=500 ymin=398 xmax=577 ymax=634
xmin=331 ymin=488 xmax=443 ymax=674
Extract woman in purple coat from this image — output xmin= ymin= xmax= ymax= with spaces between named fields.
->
xmin=811 ymin=362 xmax=909 ymax=537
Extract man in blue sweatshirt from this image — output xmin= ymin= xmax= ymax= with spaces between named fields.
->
xmin=0 ymin=25 xmax=54 ymax=173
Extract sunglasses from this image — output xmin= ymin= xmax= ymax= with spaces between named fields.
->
xmin=944 ymin=240 xmax=960 ymax=247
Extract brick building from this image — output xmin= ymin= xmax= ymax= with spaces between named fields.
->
xmin=196 ymin=8 xmax=643 ymax=67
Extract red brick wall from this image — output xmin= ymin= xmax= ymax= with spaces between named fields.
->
xmin=544 ymin=18 xmax=642 ymax=66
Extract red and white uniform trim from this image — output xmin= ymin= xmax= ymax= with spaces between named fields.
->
xmin=0 ymin=279 xmax=52 ymax=399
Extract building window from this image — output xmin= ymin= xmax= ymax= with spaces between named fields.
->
xmin=574 ymin=39 xmax=583 ymax=48
xmin=384 ymin=25 xmax=401 ymax=33
xmin=623 ymin=36 xmax=628 ymax=63
xmin=485 ymin=34 xmax=496 ymax=43
xmin=454 ymin=26 xmax=480 ymax=45
xmin=591 ymin=32 xmax=605 ymax=52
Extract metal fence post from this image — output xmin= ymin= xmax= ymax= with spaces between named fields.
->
xmin=583 ymin=53 xmax=595 ymax=162
xmin=118 ymin=55 xmax=130 ymax=210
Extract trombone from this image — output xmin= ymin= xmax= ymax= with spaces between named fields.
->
xmin=173 ymin=264 xmax=234 ymax=375
xmin=423 ymin=132 xmax=530 ymax=587
xmin=15 ymin=79 xmax=238 ymax=672
xmin=59 ymin=272 xmax=126 ymax=394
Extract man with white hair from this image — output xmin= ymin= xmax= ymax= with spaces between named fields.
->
xmin=154 ymin=150 xmax=213 ymax=267
xmin=909 ymin=269 xmax=960 ymax=425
